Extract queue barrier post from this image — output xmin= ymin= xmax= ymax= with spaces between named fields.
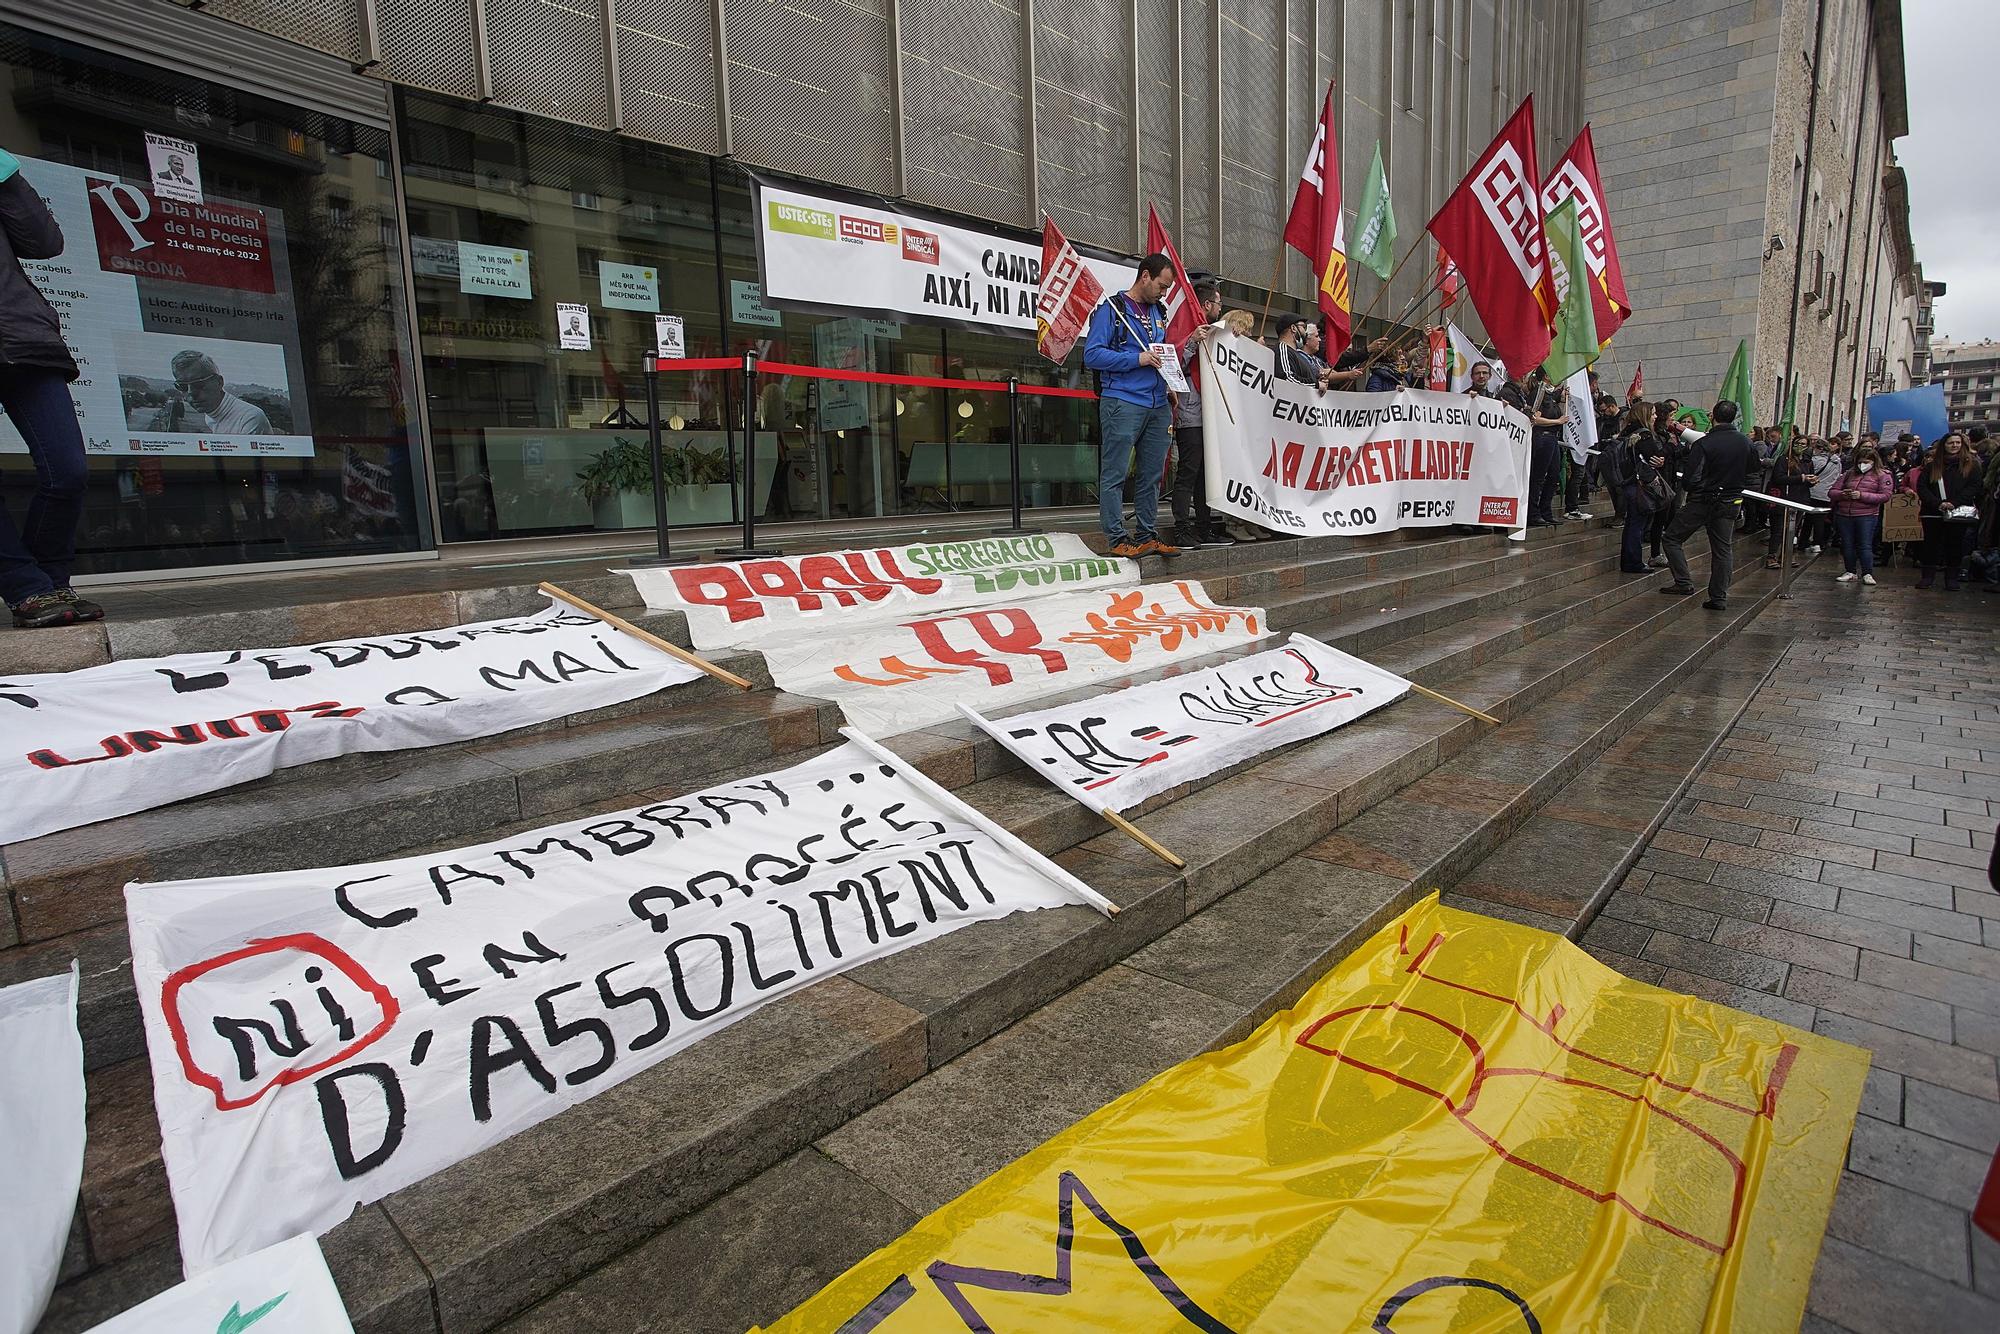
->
xmin=628 ymin=353 xmax=700 ymax=568
xmin=992 ymin=375 xmax=1042 ymax=536
xmin=713 ymin=351 xmax=781 ymax=561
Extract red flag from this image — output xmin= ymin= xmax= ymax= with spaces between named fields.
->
xmin=1427 ymin=96 xmax=1559 ymax=378
xmin=1144 ymin=206 xmax=1201 ymax=352
xmin=1034 ymin=216 xmax=1106 ymax=363
xmin=1437 ymin=243 xmax=1460 ymax=309
xmin=1426 ymin=327 xmax=1449 ymax=391
xmin=1282 ymin=83 xmax=1352 ymax=356
xmin=1541 ymin=125 xmax=1631 ymax=343
xmin=1627 ymin=362 xmax=1644 ymax=400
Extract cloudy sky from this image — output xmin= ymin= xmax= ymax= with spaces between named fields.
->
xmin=1902 ymin=2 xmax=2000 ymax=342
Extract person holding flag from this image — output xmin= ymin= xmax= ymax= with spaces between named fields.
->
xmin=1083 ymin=253 xmax=1182 ymax=558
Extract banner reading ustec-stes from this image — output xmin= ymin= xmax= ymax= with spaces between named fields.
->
xmin=1199 ymin=330 xmax=1532 ymax=535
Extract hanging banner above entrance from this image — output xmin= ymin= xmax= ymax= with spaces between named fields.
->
xmin=0 ymin=602 xmax=705 ymax=846
xmin=963 ymin=633 xmax=1410 ymax=813
xmin=759 ymin=895 xmax=1869 ymax=1334
xmin=127 ymin=743 xmax=1103 ymax=1271
xmin=1201 ymin=330 xmax=1532 ymax=536
xmin=754 ymin=179 xmax=1134 ymax=335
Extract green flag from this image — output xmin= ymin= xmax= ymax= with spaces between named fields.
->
xmin=1776 ymin=376 xmax=1797 ymax=444
xmin=1539 ymin=198 xmax=1599 ymax=383
xmin=1717 ymin=338 xmax=1756 ymax=435
xmin=1352 ymin=141 xmax=1397 ymax=280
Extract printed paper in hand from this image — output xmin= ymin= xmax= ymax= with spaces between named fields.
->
xmin=1151 ymin=343 xmax=1190 ymax=394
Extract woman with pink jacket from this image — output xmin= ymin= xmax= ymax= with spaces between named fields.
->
xmin=1830 ymin=442 xmax=1895 ymax=584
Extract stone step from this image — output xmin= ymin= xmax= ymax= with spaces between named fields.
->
xmin=32 ymin=524 xmax=1749 ymax=1332
xmin=467 ymin=556 xmax=1797 ymax=1334
xmin=1 ymin=527 xmax=1621 ymax=1078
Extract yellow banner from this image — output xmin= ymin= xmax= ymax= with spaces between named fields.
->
xmin=759 ymin=895 xmax=1867 ymax=1333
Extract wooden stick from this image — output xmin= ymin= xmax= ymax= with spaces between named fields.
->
xmin=1408 ymin=681 xmax=1501 ymax=726
xmin=538 ymin=582 xmax=754 ymax=690
xmin=1256 ymin=242 xmax=1288 ymax=341
xmin=1199 ymin=336 xmax=1236 ymax=424
xmin=840 ymin=726 xmax=1121 ymax=916
xmin=1100 ymin=807 xmax=1186 ymax=868
xmin=1354 ymin=232 xmax=1430 ymax=328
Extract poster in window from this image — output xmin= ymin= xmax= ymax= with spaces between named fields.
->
xmin=143 ymin=131 xmax=203 ymax=205
xmin=557 ymin=303 xmax=592 ymax=351
xmin=654 ymin=314 xmax=685 ymax=359
xmin=0 ymin=155 xmax=315 ymax=458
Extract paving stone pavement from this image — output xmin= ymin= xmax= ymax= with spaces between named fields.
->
xmin=1572 ymin=575 xmax=2000 ymax=1333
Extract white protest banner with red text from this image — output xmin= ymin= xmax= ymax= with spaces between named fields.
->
xmin=1427 ymin=97 xmax=1558 ymax=377
xmin=759 ymin=580 xmax=1268 ymax=736
xmin=0 ymin=603 xmax=704 ymax=846
xmin=86 ymin=1234 xmax=353 ymax=1333
xmin=128 ymin=742 xmax=1098 ymax=1271
xmin=623 ymin=532 xmax=1135 ymax=652
xmin=962 ymin=633 xmax=1409 ymax=814
xmin=1200 ymin=330 xmax=1530 ymax=536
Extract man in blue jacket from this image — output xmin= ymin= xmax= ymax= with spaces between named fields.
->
xmin=1083 ymin=254 xmax=1179 ymax=557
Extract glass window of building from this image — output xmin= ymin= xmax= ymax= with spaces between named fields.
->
xmin=0 ymin=22 xmax=429 ymax=576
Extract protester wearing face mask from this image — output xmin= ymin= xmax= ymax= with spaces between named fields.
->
xmin=1763 ymin=434 xmax=1815 ymax=569
xmin=1828 ymin=444 xmax=1894 ymax=585
xmin=1801 ymin=436 xmax=1838 ymax=554
xmin=1906 ymin=432 xmax=1984 ymax=590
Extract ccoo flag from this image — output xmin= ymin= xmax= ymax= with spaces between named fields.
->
xmin=1541 ymin=197 xmax=1599 ymax=383
xmin=1428 ymin=96 xmax=1559 ymax=379
xmin=1719 ymin=339 xmax=1757 ymax=435
xmin=1283 ymin=82 xmax=1352 ymax=356
xmin=1144 ymin=205 xmax=1202 ymax=351
xmin=1542 ymin=125 xmax=1631 ymax=343
xmin=1033 ymin=216 xmax=1105 ymax=363
xmin=1352 ymin=140 xmax=1397 ymax=281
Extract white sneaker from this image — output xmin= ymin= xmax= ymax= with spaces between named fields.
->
xmin=1807 ymin=544 xmax=1821 ymax=555
xmin=1862 ymin=573 xmax=1877 ymax=585
xmin=1836 ymin=572 xmax=1857 ymax=582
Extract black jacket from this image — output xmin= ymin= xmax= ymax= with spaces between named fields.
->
xmin=1914 ymin=462 xmax=1982 ymax=516
xmin=0 ymin=171 xmax=78 ymax=380
xmin=1682 ymin=426 xmax=1757 ymax=499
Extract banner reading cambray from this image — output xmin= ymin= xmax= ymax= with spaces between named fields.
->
xmin=760 ymin=580 xmax=1268 ymax=736
xmin=762 ymin=895 xmax=1868 ymax=1334
xmin=0 ymin=603 xmax=705 ymax=846
xmin=963 ymin=634 xmax=1409 ymax=813
xmin=128 ymin=743 xmax=1107 ymax=1271
xmin=623 ymin=533 xmax=1135 ymax=652
xmin=1201 ymin=329 xmax=1532 ymax=534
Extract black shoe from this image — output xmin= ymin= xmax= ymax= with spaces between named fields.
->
xmin=1199 ymin=530 xmax=1237 ymax=548
xmin=1620 ymin=565 xmax=1649 ymax=574
xmin=1659 ymin=585 xmax=1695 ymax=595
xmin=53 ymin=588 xmax=104 ymax=622
xmin=1702 ymin=600 xmax=1727 ymax=610
xmin=10 ymin=592 xmax=77 ymax=628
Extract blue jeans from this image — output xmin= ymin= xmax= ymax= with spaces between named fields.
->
xmin=1098 ymin=396 xmax=1171 ymax=544
xmin=1620 ymin=485 xmax=1649 ymax=570
xmin=0 ymin=367 xmax=89 ymax=605
xmin=1835 ymin=512 xmax=1879 ymax=575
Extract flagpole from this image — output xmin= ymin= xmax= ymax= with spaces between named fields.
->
xmin=1353 ymin=233 xmax=1429 ymax=329
xmin=1256 ymin=242 xmax=1288 ymax=340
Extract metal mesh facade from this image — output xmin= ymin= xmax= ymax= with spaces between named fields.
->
xmin=724 ymin=0 xmax=897 ymax=194
xmin=902 ymin=0 xmax=1030 ymax=226
xmin=179 ymin=0 xmax=1585 ymax=295
xmin=615 ymin=0 xmax=722 ymax=153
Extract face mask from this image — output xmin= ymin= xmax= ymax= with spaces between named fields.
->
xmin=1858 ymin=462 xmax=1873 ymax=473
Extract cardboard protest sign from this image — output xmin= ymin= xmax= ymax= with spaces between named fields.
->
xmin=624 ymin=533 xmax=1134 ymax=652
xmin=0 ymin=966 xmax=83 ymax=1334
xmin=86 ymin=1234 xmax=353 ymax=1333
xmin=0 ymin=602 xmax=705 ymax=846
xmin=1200 ymin=329 xmax=1532 ymax=535
xmin=1880 ymin=490 xmax=1922 ymax=544
xmin=963 ymin=634 xmax=1409 ymax=813
xmin=761 ymin=580 xmax=1268 ymax=736
xmin=128 ymin=743 xmax=1102 ymax=1271
xmin=760 ymin=895 xmax=1869 ymax=1334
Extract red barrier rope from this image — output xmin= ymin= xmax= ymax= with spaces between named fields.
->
xmin=652 ymin=356 xmax=1096 ymax=400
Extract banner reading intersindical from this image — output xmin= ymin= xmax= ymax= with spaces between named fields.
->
xmin=760 ymin=895 xmax=1868 ymax=1334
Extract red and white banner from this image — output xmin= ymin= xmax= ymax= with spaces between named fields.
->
xmin=1437 ymin=242 xmax=1460 ymax=309
xmin=1427 ymin=327 xmax=1450 ymax=391
xmin=962 ymin=633 xmax=1409 ymax=814
xmin=1145 ymin=206 xmax=1202 ymax=353
xmin=128 ymin=742 xmax=1106 ymax=1270
xmin=1541 ymin=125 xmax=1631 ymax=343
xmin=1199 ymin=329 xmax=1531 ymax=536
xmin=1283 ymin=84 xmax=1352 ymax=356
xmin=1427 ymin=97 xmax=1558 ymax=377
xmin=624 ymin=533 xmax=1134 ymax=653
xmin=760 ymin=580 xmax=1268 ymax=736
xmin=0 ymin=603 xmax=703 ymax=846
xmin=1034 ymin=216 xmax=1104 ymax=362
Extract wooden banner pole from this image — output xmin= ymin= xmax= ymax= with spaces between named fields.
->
xmin=1354 ymin=233 xmax=1430 ymax=328
xmin=538 ymin=582 xmax=755 ymax=691
xmin=1199 ymin=336 xmax=1236 ymax=424
xmin=1100 ymin=808 xmax=1187 ymax=868
xmin=1256 ymin=242 xmax=1289 ymax=341
xmin=1408 ymin=681 xmax=1501 ymax=726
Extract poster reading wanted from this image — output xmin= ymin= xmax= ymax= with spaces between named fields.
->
xmin=556 ymin=303 xmax=592 ymax=351
xmin=143 ymin=131 xmax=202 ymax=204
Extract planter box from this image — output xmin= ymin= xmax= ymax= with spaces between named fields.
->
xmin=591 ymin=483 xmax=737 ymax=531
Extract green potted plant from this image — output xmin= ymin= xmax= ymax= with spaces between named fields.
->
xmin=576 ymin=435 xmax=739 ymax=529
